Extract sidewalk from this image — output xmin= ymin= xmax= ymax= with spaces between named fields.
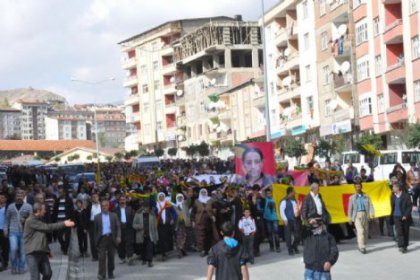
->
xmin=5 ymin=241 xmax=68 ymax=280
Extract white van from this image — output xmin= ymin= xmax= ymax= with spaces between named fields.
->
xmin=342 ymin=149 xmax=420 ymax=180
xmin=132 ymin=156 xmax=160 ymax=169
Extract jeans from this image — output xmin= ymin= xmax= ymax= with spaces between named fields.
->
xmin=242 ymin=235 xmax=254 ymax=261
xmin=9 ymin=231 xmax=25 ymax=272
xmin=27 ymin=252 xmax=52 ymax=280
xmin=304 ymin=269 xmax=331 ymax=280
xmin=265 ymin=220 xmax=280 ymax=250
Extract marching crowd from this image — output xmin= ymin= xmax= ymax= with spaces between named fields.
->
xmin=0 ymin=154 xmax=418 ymax=280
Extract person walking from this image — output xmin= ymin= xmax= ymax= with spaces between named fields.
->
xmin=4 ymin=189 xmax=33 ymax=274
xmin=94 ymin=199 xmax=121 ymax=280
xmin=24 ymin=202 xmax=74 ymax=280
xmin=302 ymin=183 xmax=330 ymax=227
xmin=0 ymin=192 xmax=9 ymax=272
xmin=52 ymin=187 xmax=73 ymax=255
xmin=262 ymin=189 xmax=280 ymax=253
xmin=348 ymin=182 xmax=375 ymax=254
xmin=88 ymin=192 xmax=101 ymax=261
xmin=391 ymin=183 xmax=413 ymax=253
xmin=303 ymin=220 xmax=339 ymax=280
xmin=238 ymin=208 xmax=256 ymax=264
xmin=115 ymin=195 xmax=135 ymax=265
xmin=280 ymin=187 xmax=301 ymax=255
xmin=174 ymin=193 xmax=191 ymax=258
xmin=132 ymin=200 xmax=158 ymax=267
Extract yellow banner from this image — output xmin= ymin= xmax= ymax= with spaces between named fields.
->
xmin=273 ymin=181 xmax=392 ymax=224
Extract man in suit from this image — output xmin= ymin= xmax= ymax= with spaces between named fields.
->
xmin=114 ymin=195 xmax=135 ymax=265
xmin=94 ymin=199 xmax=121 ymax=280
xmin=348 ymin=182 xmax=374 ymax=254
xmin=391 ymin=183 xmax=413 ymax=253
xmin=302 ymin=183 xmax=330 ymax=227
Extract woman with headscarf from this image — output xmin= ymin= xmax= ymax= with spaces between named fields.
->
xmin=156 ymin=192 xmax=177 ymax=261
xmin=191 ymin=188 xmax=215 ymax=257
xmin=174 ymin=193 xmax=191 ymax=258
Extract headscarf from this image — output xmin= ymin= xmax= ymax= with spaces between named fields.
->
xmin=157 ymin=192 xmax=167 ymax=224
xmin=198 ymin=188 xmax=210 ymax=204
xmin=176 ymin=193 xmax=184 ymax=209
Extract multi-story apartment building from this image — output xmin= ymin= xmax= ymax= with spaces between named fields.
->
xmin=95 ymin=107 xmax=126 ymax=148
xmin=315 ymin=0 xmax=357 ymax=148
xmin=173 ymin=18 xmax=263 ymax=155
xmin=353 ymin=0 xmax=420 ymax=149
xmin=0 ymin=108 xmax=21 ymax=139
xmin=119 ymin=17 xmax=235 ymax=151
xmin=12 ymin=100 xmax=50 ymax=140
xmin=263 ymin=0 xmax=321 ymax=145
xmin=45 ymin=109 xmax=93 ymax=140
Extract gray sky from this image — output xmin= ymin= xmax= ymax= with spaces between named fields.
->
xmin=0 ymin=0 xmax=279 ymax=105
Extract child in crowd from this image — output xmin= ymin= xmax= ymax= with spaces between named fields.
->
xmin=238 ymin=208 xmax=256 ymax=264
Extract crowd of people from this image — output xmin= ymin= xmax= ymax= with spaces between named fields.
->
xmin=0 ymin=155 xmax=418 ymax=280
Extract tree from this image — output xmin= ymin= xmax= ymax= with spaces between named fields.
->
xmin=197 ymin=141 xmax=210 ymax=157
xmin=154 ymin=148 xmax=164 ymax=158
xmin=354 ymin=133 xmax=383 ymax=166
xmin=406 ymin=123 xmax=420 ymax=149
xmin=315 ymin=136 xmax=344 ymax=163
xmin=54 ymin=157 xmax=61 ymax=162
xmin=72 ymin=154 xmax=80 ymax=161
xmin=168 ymin=147 xmax=178 ymax=157
xmin=86 ymin=155 xmax=93 ymax=161
xmin=284 ymin=137 xmax=307 ymax=165
xmin=183 ymin=145 xmax=198 ymax=158
xmin=105 ymin=155 xmax=113 ymax=162
xmin=114 ymin=152 xmax=124 ymax=161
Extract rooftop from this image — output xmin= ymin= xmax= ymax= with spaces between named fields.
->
xmin=0 ymin=140 xmax=96 ymax=152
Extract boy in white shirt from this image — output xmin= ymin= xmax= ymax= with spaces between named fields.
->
xmin=238 ymin=208 xmax=256 ymax=264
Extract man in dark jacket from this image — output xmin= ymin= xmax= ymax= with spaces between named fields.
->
xmin=302 ymin=183 xmax=330 ymax=226
xmin=303 ymin=220 xmax=339 ymax=280
xmin=114 ymin=195 xmax=135 ymax=265
xmin=24 ymin=202 xmax=74 ymax=280
xmin=206 ymin=222 xmax=249 ymax=280
xmin=94 ymin=199 xmax=121 ymax=280
xmin=52 ymin=187 xmax=74 ymax=255
xmin=391 ymin=183 xmax=413 ymax=253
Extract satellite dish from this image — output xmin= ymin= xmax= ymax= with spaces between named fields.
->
xmin=170 ymin=77 xmax=176 ymax=84
xmin=210 ymin=78 xmax=217 ymax=86
xmin=283 ymin=76 xmax=292 ymax=87
xmin=176 ymin=90 xmax=184 ymax=97
xmin=338 ymin=24 xmax=347 ymax=36
xmin=341 ymin=61 xmax=351 ymax=73
xmin=284 ymin=48 xmax=290 ymax=57
xmin=329 ymin=100 xmax=338 ymax=110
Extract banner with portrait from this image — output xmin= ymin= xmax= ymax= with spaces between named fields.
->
xmin=234 ymin=142 xmax=276 ymax=188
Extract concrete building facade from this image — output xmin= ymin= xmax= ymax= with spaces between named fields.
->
xmin=0 ymin=108 xmax=21 ymax=139
xmin=45 ymin=109 xmax=93 ymax=141
xmin=12 ymin=100 xmax=50 ymax=140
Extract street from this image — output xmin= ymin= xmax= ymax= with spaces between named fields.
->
xmin=76 ymin=233 xmax=418 ymax=280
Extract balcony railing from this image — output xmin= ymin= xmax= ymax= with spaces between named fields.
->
xmin=384 ymin=19 xmax=403 ymax=33
xmin=386 ymin=103 xmax=406 ymax=113
xmin=386 ymin=58 xmax=404 ymax=72
xmin=334 ymin=74 xmax=352 ymax=89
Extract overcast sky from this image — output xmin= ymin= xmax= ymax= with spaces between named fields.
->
xmin=0 ymin=0 xmax=279 ymax=105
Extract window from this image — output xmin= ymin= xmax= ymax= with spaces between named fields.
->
xmin=305 ymin=65 xmax=311 ymax=82
xmin=412 ymin=36 xmax=420 ymax=59
xmin=411 ymin=0 xmax=418 ymax=13
xmin=319 ymin=0 xmax=327 ymax=16
xmin=373 ymin=17 xmax=381 ymax=36
xmin=155 ymin=100 xmax=162 ymax=111
xmin=377 ymin=94 xmax=385 ymax=113
xmin=325 ymin=99 xmax=332 ymax=116
xmin=359 ymin=96 xmax=372 ymax=117
xmin=356 ymin=20 xmax=368 ymax=45
xmin=357 ymin=56 xmax=370 ymax=81
xmin=321 ymin=31 xmax=328 ymax=51
xmin=151 ymin=42 xmax=158 ymax=51
xmin=380 ymin=153 xmax=397 ymax=165
xmin=153 ymin=61 xmax=159 ymax=71
xmin=306 ymin=96 xmax=314 ymax=113
xmin=145 ymin=124 xmax=151 ymax=135
xmin=415 ymin=80 xmax=420 ymax=102
xmin=157 ymin=121 xmax=162 ymax=130
xmin=322 ymin=65 xmax=330 ymax=84
xmin=375 ymin=55 xmax=382 ymax=76
xmin=304 ymin=33 xmax=309 ymax=51
xmin=143 ymin=102 xmax=149 ymax=114
xmin=142 ymin=84 xmax=149 ymax=94
xmin=154 ymin=81 xmax=160 ymax=91
xmin=140 ymin=65 xmax=147 ymax=77
xmin=303 ymin=1 xmax=309 ymax=19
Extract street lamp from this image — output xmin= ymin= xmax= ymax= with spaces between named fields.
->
xmin=70 ymin=77 xmax=115 ymax=183
xmin=260 ymin=0 xmax=272 ymax=142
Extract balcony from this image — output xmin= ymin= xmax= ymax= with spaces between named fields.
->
xmin=165 ymin=103 xmax=177 ymax=114
xmin=124 ymin=94 xmax=139 ymax=106
xmin=333 ymin=108 xmax=354 ymax=122
xmin=286 ymin=115 xmax=302 ymax=130
xmin=122 ymin=57 xmax=137 ymax=69
xmin=386 ymin=103 xmax=408 ymax=123
xmin=218 ymin=109 xmax=231 ymax=120
xmin=161 ymin=63 xmax=177 ymax=75
xmin=161 ymin=47 xmax=174 ymax=56
xmin=333 ymin=39 xmax=351 ymax=58
xmin=283 ymin=52 xmax=299 ymax=70
xmin=123 ymin=75 xmax=138 ymax=88
xmin=330 ymin=0 xmax=348 ymax=11
xmin=163 ymin=83 xmax=177 ymax=95
xmin=385 ymin=60 xmax=405 ymax=84
xmin=383 ymin=19 xmax=403 ymax=44
xmin=382 ymin=0 xmax=401 ymax=3
xmin=334 ymin=73 xmax=352 ymax=93
xmin=286 ymin=24 xmax=298 ymax=40
xmin=275 ymin=28 xmax=288 ymax=47
xmin=177 ymin=116 xmax=186 ymax=126
xmin=133 ymin=112 xmax=141 ymax=122
xmin=278 ymin=85 xmax=300 ymax=103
